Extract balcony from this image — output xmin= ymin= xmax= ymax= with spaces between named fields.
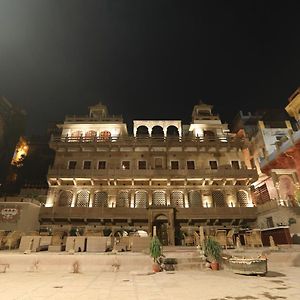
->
xmin=39 ymin=207 xmax=148 ymax=221
xmin=50 ymin=135 xmax=244 ymax=149
xmin=39 ymin=206 xmax=257 ymax=222
xmin=176 ymin=207 xmax=257 ymax=220
xmin=48 ymin=167 xmax=258 ymax=181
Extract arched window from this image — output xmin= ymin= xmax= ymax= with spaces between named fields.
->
xmin=94 ymin=191 xmax=108 ymax=207
xmin=204 ymin=130 xmax=215 ymax=140
xmin=171 ymin=191 xmax=184 ymax=207
xmin=134 ymin=191 xmax=148 ymax=208
xmin=188 ymin=191 xmax=202 ymax=207
xmin=100 ymin=131 xmax=111 ymax=140
xmin=85 ymin=130 xmax=97 ymax=141
xmin=237 ymin=190 xmax=249 ymax=207
xmin=279 ymin=176 xmax=295 ymax=201
xmin=212 ymin=191 xmax=226 ymax=207
xmin=70 ymin=131 xmax=82 ymax=141
xmin=76 ymin=190 xmax=90 ymax=207
xmin=136 ymin=126 xmax=149 ymax=137
xmin=116 ymin=191 xmax=130 ymax=207
xmin=151 ymin=126 xmax=164 ymax=138
xmin=166 ymin=125 xmax=179 ymax=138
xmin=152 ymin=191 xmax=167 ymax=206
xmin=57 ymin=190 xmax=73 ymax=207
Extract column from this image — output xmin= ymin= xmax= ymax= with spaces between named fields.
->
xmin=89 ymin=191 xmax=94 ymax=207
xmin=71 ymin=191 xmax=77 ymax=207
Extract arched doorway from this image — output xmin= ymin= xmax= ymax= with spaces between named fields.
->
xmin=153 ymin=214 xmax=169 ymax=246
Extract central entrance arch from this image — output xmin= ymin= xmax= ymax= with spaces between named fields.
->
xmin=148 ymin=208 xmax=175 ymax=246
xmin=153 ymin=214 xmax=169 ymax=246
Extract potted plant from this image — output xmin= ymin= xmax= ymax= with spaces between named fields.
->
xmin=150 ymin=236 xmax=162 ymax=272
xmin=204 ymin=237 xmax=222 ymax=270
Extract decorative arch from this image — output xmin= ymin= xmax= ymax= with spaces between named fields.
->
xmin=170 ymin=191 xmax=184 ymax=207
xmin=57 ymin=190 xmax=73 ymax=207
xmin=154 ymin=214 xmax=168 ymax=221
xmin=279 ymin=175 xmax=296 ymax=202
xmin=71 ymin=130 xmax=82 ymax=140
xmin=134 ymin=191 xmax=148 ymax=208
xmin=188 ymin=191 xmax=202 ymax=207
xmin=203 ymin=130 xmax=215 ymax=139
xmin=237 ymin=190 xmax=249 ymax=207
xmin=85 ymin=130 xmax=97 ymax=140
xmin=212 ymin=190 xmax=226 ymax=207
xmin=76 ymin=190 xmax=90 ymax=207
xmin=94 ymin=191 xmax=108 ymax=207
xmin=166 ymin=125 xmax=179 ymax=137
xmin=116 ymin=191 xmax=130 ymax=207
xmin=152 ymin=190 xmax=167 ymax=206
xmin=100 ymin=131 xmax=111 ymax=140
xmin=151 ymin=126 xmax=164 ymax=137
xmin=136 ymin=126 xmax=149 ymax=137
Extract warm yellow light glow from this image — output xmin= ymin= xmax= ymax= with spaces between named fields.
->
xmin=11 ymin=137 xmax=29 ymax=167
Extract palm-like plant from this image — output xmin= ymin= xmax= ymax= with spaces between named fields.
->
xmin=150 ymin=236 xmax=162 ymax=263
xmin=204 ymin=237 xmax=222 ymax=262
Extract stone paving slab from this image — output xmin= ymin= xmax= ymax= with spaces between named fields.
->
xmin=0 ymin=265 xmax=299 ymax=300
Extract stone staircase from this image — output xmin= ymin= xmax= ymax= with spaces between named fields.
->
xmin=162 ymin=246 xmax=206 ymax=271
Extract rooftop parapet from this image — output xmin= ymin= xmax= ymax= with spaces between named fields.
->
xmin=64 ymin=114 xmax=123 ymax=123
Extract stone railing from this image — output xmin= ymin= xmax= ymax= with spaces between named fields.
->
xmin=48 ymin=168 xmax=258 ymax=180
xmin=50 ymin=134 xmax=245 ymax=146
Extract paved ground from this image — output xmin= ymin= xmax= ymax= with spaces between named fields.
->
xmin=1 ymin=265 xmax=300 ymax=300
xmin=1 ymin=246 xmax=300 ymax=300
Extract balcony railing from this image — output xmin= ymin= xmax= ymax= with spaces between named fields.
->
xmin=39 ymin=206 xmax=257 ymax=221
xmin=48 ymin=167 xmax=258 ymax=180
xmin=50 ymin=134 xmax=244 ymax=146
xmin=64 ymin=115 xmax=123 ymax=122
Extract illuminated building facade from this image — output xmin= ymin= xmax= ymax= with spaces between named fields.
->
xmin=40 ymin=102 xmax=258 ymax=245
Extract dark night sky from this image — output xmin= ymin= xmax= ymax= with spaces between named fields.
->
xmin=1 ymin=0 xmax=300 ymax=134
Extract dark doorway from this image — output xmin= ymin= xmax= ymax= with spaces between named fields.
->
xmin=154 ymin=220 xmax=168 ymax=246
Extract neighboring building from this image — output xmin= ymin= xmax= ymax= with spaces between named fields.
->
xmin=0 ymin=97 xmax=26 ymax=194
xmin=0 ymin=197 xmax=40 ymax=232
xmin=259 ymin=88 xmax=300 ymax=207
xmin=40 ymin=102 xmax=258 ymax=245
xmin=232 ymin=88 xmax=300 ymax=237
xmin=232 ymin=109 xmax=295 ymax=206
xmin=286 ymin=87 xmax=300 ymax=129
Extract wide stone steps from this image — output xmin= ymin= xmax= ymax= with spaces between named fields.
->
xmin=162 ymin=246 xmax=206 ymax=271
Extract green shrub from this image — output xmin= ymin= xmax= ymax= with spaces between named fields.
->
xmin=150 ymin=236 xmax=162 ymax=263
xmin=204 ymin=237 xmax=222 ymax=262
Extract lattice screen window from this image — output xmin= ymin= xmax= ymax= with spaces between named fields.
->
xmin=85 ymin=130 xmax=97 ymax=140
xmin=152 ymin=191 xmax=167 ymax=206
xmin=76 ymin=190 xmax=90 ymax=207
xmin=117 ymin=191 xmax=130 ymax=207
xmin=58 ymin=191 xmax=73 ymax=207
xmin=171 ymin=191 xmax=184 ymax=207
xmin=94 ymin=192 xmax=108 ymax=207
xmin=212 ymin=191 xmax=226 ymax=207
xmin=237 ymin=191 xmax=248 ymax=207
xmin=188 ymin=191 xmax=201 ymax=207
xmin=135 ymin=191 xmax=148 ymax=208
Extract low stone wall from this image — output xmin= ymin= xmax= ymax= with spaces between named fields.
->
xmin=0 ymin=252 xmax=153 ymax=273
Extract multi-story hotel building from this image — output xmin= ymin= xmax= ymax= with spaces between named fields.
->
xmin=40 ymin=102 xmax=258 ymax=245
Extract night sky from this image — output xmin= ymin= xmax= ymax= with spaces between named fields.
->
xmin=1 ymin=1 xmax=300 ymax=134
